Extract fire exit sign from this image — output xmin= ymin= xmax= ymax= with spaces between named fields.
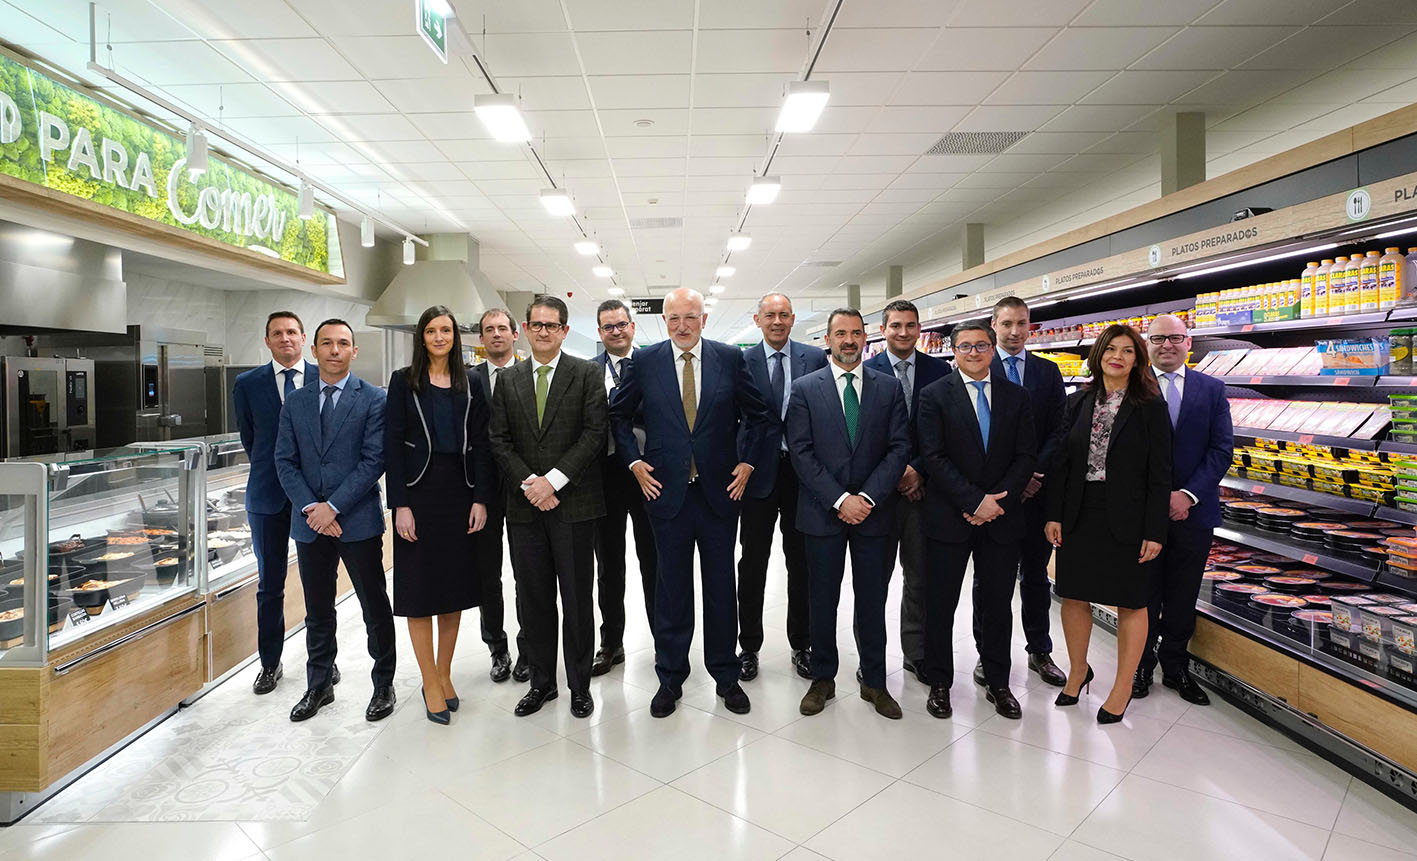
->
xmin=416 ymin=0 xmax=450 ymax=64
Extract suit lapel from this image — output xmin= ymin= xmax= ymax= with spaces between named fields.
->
xmin=1109 ymin=396 xmax=1136 ymax=452
xmin=514 ymin=362 xmax=539 ymax=433
xmin=654 ymin=345 xmax=691 ymax=433
xmin=1174 ymin=371 xmax=1196 ymax=430
xmin=695 ymin=342 xmax=718 ymax=428
xmin=824 ymin=372 xmax=853 ymax=451
xmin=537 ymin=357 xmax=574 ymax=435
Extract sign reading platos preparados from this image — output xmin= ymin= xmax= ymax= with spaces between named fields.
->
xmin=0 ymin=51 xmax=342 ymax=276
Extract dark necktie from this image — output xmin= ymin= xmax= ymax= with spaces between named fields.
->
xmin=320 ymin=385 xmax=336 ymax=439
xmin=971 ymin=380 xmax=990 ymax=452
xmin=282 ymin=367 xmax=297 ymax=400
xmin=769 ymin=351 xmax=786 ymax=419
xmin=842 ymin=372 xmax=859 ymax=447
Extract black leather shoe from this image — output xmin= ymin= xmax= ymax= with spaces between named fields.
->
xmin=490 ymin=651 xmax=512 ymax=683
xmin=290 ymin=687 xmax=333 ymax=722
xmin=332 ymin=664 xmax=341 ymax=686
xmin=591 ymin=647 xmax=625 ymax=677
xmin=1132 ymin=670 xmax=1153 ymax=699
xmin=791 ymin=649 xmax=812 ymax=679
xmin=514 ymin=686 xmax=558 ymax=716
xmin=650 ymin=686 xmax=680 ymax=718
xmin=926 ymin=684 xmax=952 ymax=719
xmin=1028 ymin=653 xmax=1068 ymax=687
xmin=972 ymin=660 xmax=987 ymax=687
xmin=365 ymin=686 xmax=396 ymax=722
xmin=738 ymin=651 xmax=759 ymax=682
xmin=1164 ymin=672 xmax=1211 ymax=705
xmin=718 ymin=682 xmax=751 ymax=714
xmin=902 ymin=659 xmax=929 ymax=685
xmin=253 ymin=664 xmax=282 ymax=695
xmin=570 ymin=690 xmax=595 ymax=718
xmin=1098 ymin=701 xmax=1130 ymax=724
xmin=986 ymin=685 xmax=1022 ymax=720
xmin=855 ymin=668 xmax=863 ymax=684
xmin=512 ymin=655 xmax=531 ymax=683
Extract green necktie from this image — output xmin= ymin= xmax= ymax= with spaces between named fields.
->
xmin=535 ymin=365 xmax=551 ymax=425
xmin=842 ymin=372 xmax=859 ymax=447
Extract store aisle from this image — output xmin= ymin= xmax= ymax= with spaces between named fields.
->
xmin=1 ymin=534 xmax=1416 ymax=861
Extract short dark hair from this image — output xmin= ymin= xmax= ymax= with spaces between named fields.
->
xmin=826 ymin=307 xmax=864 ymax=332
xmin=265 ymin=311 xmax=303 ymax=337
xmin=313 ymin=318 xmax=354 ymax=345
xmin=882 ymin=299 xmax=919 ymax=326
xmin=949 ymin=319 xmax=996 ymax=347
xmin=597 ymin=299 xmax=631 ymax=327
xmin=479 ymin=308 xmax=514 ymax=332
xmin=526 ymin=294 xmax=568 ymax=326
xmin=991 ymin=296 xmax=1029 ymax=320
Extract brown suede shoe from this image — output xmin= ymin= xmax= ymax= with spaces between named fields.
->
xmin=860 ymin=685 xmax=903 ymax=720
xmin=799 ymin=679 xmax=836 ymax=715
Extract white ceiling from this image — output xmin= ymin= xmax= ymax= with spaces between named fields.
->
xmin=4 ymin=0 xmax=1417 ymax=345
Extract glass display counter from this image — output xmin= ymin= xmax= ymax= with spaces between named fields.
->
xmin=200 ymin=432 xmax=274 ymax=593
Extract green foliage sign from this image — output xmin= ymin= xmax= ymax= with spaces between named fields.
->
xmin=0 ymin=52 xmax=342 ymax=277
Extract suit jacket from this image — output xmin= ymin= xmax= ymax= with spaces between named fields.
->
xmin=1046 ymin=388 xmax=1173 ymax=545
xmin=487 ymin=353 xmax=607 ymax=524
xmin=917 ymin=370 xmax=1037 ymax=544
xmin=274 ymin=374 xmax=387 ymax=543
xmin=383 ymin=368 xmax=495 ymax=509
xmin=595 ymin=351 xmax=646 ymax=457
xmin=786 ymin=364 xmax=910 ymax=537
xmin=742 ymin=339 xmax=829 ymax=498
xmin=1166 ymin=368 xmax=1233 ymax=530
xmin=991 ymin=350 xmax=1066 ymax=477
xmin=471 ymin=361 xmax=517 ymax=504
xmin=232 ymin=360 xmax=318 ymax=515
xmin=864 ymin=349 xmax=951 ymax=475
xmin=608 ymin=338 xmax=771 ymax=520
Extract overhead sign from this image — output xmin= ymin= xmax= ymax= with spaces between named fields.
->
xmin=0 ymin=52 xmax=342 ymax=276
xmin=416 ymin=0 xmax=450 ymax=64
xmin=630 ymin=297 xmax=664 ymax=315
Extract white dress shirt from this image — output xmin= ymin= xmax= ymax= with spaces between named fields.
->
xmin=603 ymin=350 xmax=645 ymax=456
xmin=762 ymin=340 xmax=793 ymax=450
xmin=524 ymin=352 xmax=571 ymax=492
xmin=996 ymin=346 xmax=1026 ymax=386
xmin=272 ymin=358 xmax=304 ymax=403
xmin=828 ymin=360 xmax=875 ymax=511
xmin=485 ymin=355 xmax=515 ymax=395
xmin=962 ymin=371 xmax=993 ymax=421
xmin=1153 ymin=362 xmax=1197 ymax=504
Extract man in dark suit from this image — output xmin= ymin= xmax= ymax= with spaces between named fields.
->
xmin=864 ymin=299 xmax=950 ymax=684
xmin=969 ymin=297 xmax=1069 ymax=689
xmin=274 ymin=319 xmax=396 ymax=723
xmin=471 ymin=307 xmax=524 ymax=684
xmin=488 ymin=295 xmax=607 ymax=719
xmin=737 ymin=292 xmax=829 ymax=682
xmin=608 ymin=287 xmax=771 ymax=718
xmin=591 ymin=299 xmax=657 ymax=676
xmin=788 ymin=308 xmax=910 ymax=720
xmin=1135 ymin=313 xmax=1234 ymax=705
xmin=233 ymin=311 xmax=318 ymax=696
xmin=917 ymin=320 xmax=1036 ymax=720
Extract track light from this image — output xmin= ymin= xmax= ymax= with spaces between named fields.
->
xmin=540 ymin=188 xmax=575 ymax=217
xmin=360 ymin=215 xmax=374 ymax=248
xmin=726 ymin=233 xmax=752 ymax=251
xmin=185 ymin=124 xmax=208 ymax=177
xmin=593 ymin=265 xmax=613 ymax=278
xmin=574 ymin=239 xmax=599 ymax=255
xmin=746 ymin=176 xmax=781 ymax=205
xmin=709 ymin=284 xmax=725 ymax=294
xmin=298 ymin=182 xmax=314 ymax=220
xmin=403 ymin=237 xmax=415 ymax=265
xmin=716 ymin=265 xmax=736 ymax=278
xmin=775 ymin=81 xmax=830 ymax=133
xmin=474 ymin=93 xmax=532 ymax=142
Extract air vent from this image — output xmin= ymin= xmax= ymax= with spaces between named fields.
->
xmin=924 ymin=131 xmax=1029 ymax=155
xmin=629 ymin=217 xmax=683 ymax=230
xmin=800 ymin=260 xmax=841 ymax=268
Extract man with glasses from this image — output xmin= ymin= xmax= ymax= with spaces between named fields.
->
xmin=590 ymin=299 xmax=657 ymax=676
xmin=737 ymin=293 xmax=828 ymax=682
xmin=609 ymin=287 xmax=771 ymax=718
xmin=1134 ymin=314 xmax=1233 ymax=706
xmin=917 ymin=320 xmax=1036 ymax=720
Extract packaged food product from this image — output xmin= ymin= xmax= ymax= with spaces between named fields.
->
xmin=1362 ymin=604 xmax=1408 ymax=642
xmin=1301 ymin=261 xmax=1319 ymax=317
xmin=1326 ymin=256 xmax=1348 ymax=313
xmin=1380 ymin=247 xmax=1407 ymax=309
xmin=1392 ymin=328 xmax=1414 ymax=375
xmin=1252 ymin=593 xmax=1308 ymax=609
xmin=1344 ymin=254 xmax=1365 ymax=314
xmin=1361 ymin=251 xmax=1382 ymax=312
xmin=1393 ymin=616 xmax=1417 ymax=654
xmin=1330 ymin=595 xmax=1375 ymax=631
xmin=1292 ymin=609 xmax=1333 ymax=625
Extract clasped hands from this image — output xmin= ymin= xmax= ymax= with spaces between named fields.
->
xmin=305 ymin=502 xmax=341 ymax=537
xmin=521 ymin=474 xmax=560 ymax=511
xmin=964 ymin=490 xmax=1008 ymax=527
xmin=837 ymin=494 xmax=873 ymax=525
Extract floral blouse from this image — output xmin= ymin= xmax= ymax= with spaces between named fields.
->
xmin=1084 ymin=389 xmax=1125 ymax=481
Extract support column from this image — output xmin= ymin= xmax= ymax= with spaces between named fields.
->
xmin=1159 ymin=112 xmax=1206 ymax=196
xmin=846 ymin=283 xmax=860 ymax=309
xmin=962 ymin=223 xmax=985 ymax=270
xmin=886 ymin=265 xmax=903 ymax=299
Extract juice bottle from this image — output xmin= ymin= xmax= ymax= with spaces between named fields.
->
xmin=1360 ymin=250 xmax=1381 ymax=312
xmin=1343 ymin=254 xmax=1364 ymax=313
xmin=1314 ymin=258 xmax=1335 ymax=315
xmin=1300 ymin=261 xmax=1318 ymax=317
xmin=1380 ymin=247 xmax=1407 ymax=309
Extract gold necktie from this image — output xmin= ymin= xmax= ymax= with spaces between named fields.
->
xmin=682 ymin=351 xmax=697 ymax=480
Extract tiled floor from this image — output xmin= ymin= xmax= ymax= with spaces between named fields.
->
xmin=3 ymin=531 xmax=1417 ymax=860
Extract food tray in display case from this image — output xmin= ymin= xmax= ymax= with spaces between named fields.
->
xmin=200 ymin=433 xmax=270 ymax=592
xmin=0 ymin=443 xmax=204 ymax=662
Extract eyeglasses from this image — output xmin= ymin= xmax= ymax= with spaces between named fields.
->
xmin=1148 ymin=334 xmax=1187 ymax=345
xmin=953 ymin=342 xmax=994 ymax=355
xmin=600 ymin=321 xmax=631 ymax=333
xmin=525 ymin=321 xmax=564 ymax=333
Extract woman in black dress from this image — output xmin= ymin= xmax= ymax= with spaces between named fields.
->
xmin=1045 ymin=324 xmax=1171 ymax=724
xmin=385 ymin=305 xmax=494 ymax=724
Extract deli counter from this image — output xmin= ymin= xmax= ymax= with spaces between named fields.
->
xmin=0 ymin=434 xmax=374 ymax=823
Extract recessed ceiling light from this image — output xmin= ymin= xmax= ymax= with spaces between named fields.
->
xmin=574 ymin=240 xmax=598 ymax=255
xmin=634 ymin=118 xmax=655 ymax=128
xmin=540 ymin=188 xmax=574 ymax=217
xmin=716 ymin=265 xmax=736 ymax=278
xmin=705 ymin=296 xmax=719 ymax=306
xmin=746 ymin=176 xmax=781 ymax=205
xmin=608 ymin=287 xmax=625 ymax=296
xmin=726 ymin=233 xmax=752 ymax=251
xmin=593 ymin=265 xmax=614 ymax=277
xmin=473 ymin=93 xmax=532 ymax=142
xmin=709 ymin=284 xmax=725 ymax=294
xmin=775 ymin=80 xmax=830 ymax=133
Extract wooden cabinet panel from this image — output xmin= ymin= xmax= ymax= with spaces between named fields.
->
xmin=1190 ymin=616 xmax=1300 ymax=703
xmin=208 ymin=578 xmax=259 ymax=681
xmin=1298 ymin=663 xmax=1417 ymax=775
xmin=0 ymin=667 xmax=45 ymax=791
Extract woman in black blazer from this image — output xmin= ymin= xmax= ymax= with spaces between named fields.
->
xmin=385 ymin=305 xmax=495 ymax=724
xmin=1044 ymin=324 xmax=1172 ymax=724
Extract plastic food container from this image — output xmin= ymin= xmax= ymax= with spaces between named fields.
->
xmin=1392 ymin=616 xmax=1417 ymax=654
xmin=1331 ymin=595 xmax=1376 ymax=632
xmin=1361 ymin=604 xmax=1409 ymax=642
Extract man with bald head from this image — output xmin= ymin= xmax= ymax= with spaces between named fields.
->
xmin=1134 ymin=313 xmax=1233 ymax=706
xmin=609 ymin=287 xmax=772 ymax=717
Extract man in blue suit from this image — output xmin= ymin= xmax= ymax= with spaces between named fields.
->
xmin=232 ymin=311 xmax=318 ymax=696
xmin=737 ymin=292 xmax=828 ymax=682
xmin=275 ymin=319 xmax=396 ymax=724
xmin=609 ymin=287 xmax=771 ymax=718
xmin=864 ymin=299 xmax=950 ymax=684
xmin=788 ymin=308 xmax=910 ymax=720
xmin=1135 ymin=314 xmax=1234 ymax=705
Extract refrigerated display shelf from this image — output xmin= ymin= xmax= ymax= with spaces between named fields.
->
xmin=1026 ymin=339 xmax=1082 ymax=350
xmin=1193 ymin=311 xmax=1391 ymax=337
xmin=1376 ymin=505 xmax=1417 ymax=527
xmin=1216 ymin=375 xmax=1379 ymax=388
xmin=1213 ymin=524 xmax=1381 ymax=581
xmin=1231 ymin=427 xmax=1381 ymax=450
xmin=1219 ymin=476 xmax=1375 ymax=515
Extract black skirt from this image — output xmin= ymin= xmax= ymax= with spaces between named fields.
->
xmin=1054 ymin=481 xmax=1153 ymax=610
xmin=392 ymin=453 xmax=480 ymax=617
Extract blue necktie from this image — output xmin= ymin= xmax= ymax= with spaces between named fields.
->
xmin=971 ymin=380 xmax=990 ymax=452
xmin=1164 ymin=372 xmax=1182 ymax=427
xmin=282 ymin=367 xmax=297 ymax=400
xmin=770 ymin=351 xmax=786 ymax=419
xmin=1005 ymin=355 xmax=1021 ymax=386
xmin=320 ymin=385 xmax=336 ymax=439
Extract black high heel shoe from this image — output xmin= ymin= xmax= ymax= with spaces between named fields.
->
xmin=423 ymin=687 xmax=451 ymax=725
xmin=1054 ymin=665 xmax=1094 ymax=707
xmin=1097 ymin=700 xmax=1130 ymax=724
xmin=445 ymin=690 xmax=460 ymax=712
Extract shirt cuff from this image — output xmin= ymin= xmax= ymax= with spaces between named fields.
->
xmin=833 ymin=492 xmax=849 ymax=511
xmin=546 ymin=469 xmax=569 ymax=492
xmin=629 ymin=459 xmax=645 ymax=471
xmin=303 ymin=501 xmax=338 ymax=514
xmin=860 ymin=493 xmax=876 ymax=508
xmin=1180 ymin=488 xmax=1198 ymax=505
